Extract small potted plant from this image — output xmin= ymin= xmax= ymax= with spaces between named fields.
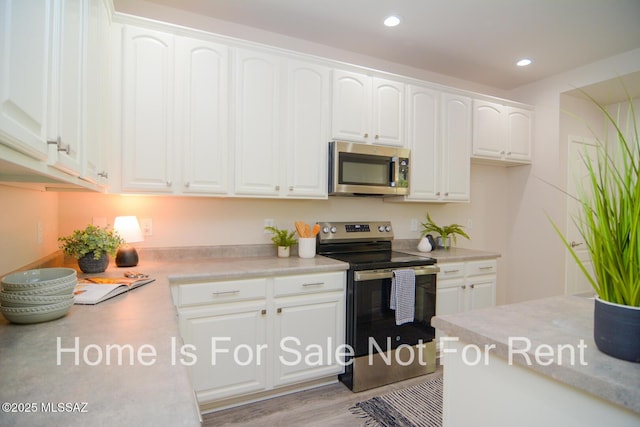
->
xmin=420 ymin=213 xmax=470 ymax=249
xmin=264 ymin=225 xmax=297 ymax=258
xmin=59 ymin=224 xmax=124 ymax=273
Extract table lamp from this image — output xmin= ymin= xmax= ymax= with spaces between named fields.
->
xmin=114 ymin=216 xmax=144 ymax=267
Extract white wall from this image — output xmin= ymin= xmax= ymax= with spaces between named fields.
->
xmin=0 ymin=185 xmax=59 ymax=275
xmin=504 ymin=49 xmax=640 ymax=303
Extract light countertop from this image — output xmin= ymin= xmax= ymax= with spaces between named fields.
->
xmin=0 ymin=253 xmax=348 ymax=427
xmin=432 ymin=295 xmax=640 ymax=414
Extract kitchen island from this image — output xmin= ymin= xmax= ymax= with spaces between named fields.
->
xmin=0 ymin=251 xmax=348 ymax=427
xmin=432 ymin=295 xmax=640 ymax=427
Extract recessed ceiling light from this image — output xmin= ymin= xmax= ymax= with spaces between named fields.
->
xmin=384 ymin=15 xmax=401 ymax=27
xmin=517 ymin=58 xmax=533 ymax=67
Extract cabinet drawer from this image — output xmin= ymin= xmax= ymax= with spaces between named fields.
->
xmin=437 ymin=263 xmax=465 ymax=279
xmin=274 ymin=271 xmax=345 ymax=297
xmin=176 ymin=278 xmax=267 ymax=307
xmin=466 ymin=260 xmax=497 ymax=277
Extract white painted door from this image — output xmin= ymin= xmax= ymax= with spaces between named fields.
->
xmin=472 ymin=99 xmax=505 ymax=159
xmin=284 ymin=59 xmax=330 ymax=198
xmin=233 ymin=48 xmax=281 ymax=196
xmin=565 ymin=136 xmax=597 ymax=295
xmin=506 ymin=107 xmax=533 ymax=162
xmin=441 ymin=93 xmax=471 ymax=201
xmin=272 ymin=292 xmax=345 ymax=386
xmin=405 ymin=84 xmax=439 ymax=201
xmin=121 ymin=26 xmax=174 ymax=192
xmin=0 ymin=0 xmax=54 ymax=159
xmin=467 ymin=278 xmax=496 ymax=311
xmin=176 ymin=37 xmax=229 ymax=194
xmin=372 ymin=77 xmax=404 ymax=146
xmin=179 ymin=302 xmax=268 ymax=402
xmin=48 ymin=0 xmax=85 ymax=176
xmin=331 ymin=69 xmax=370 ymax=143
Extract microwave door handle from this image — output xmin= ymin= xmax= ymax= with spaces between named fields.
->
xmin=389 ymin=156 xmax=398 ymax=187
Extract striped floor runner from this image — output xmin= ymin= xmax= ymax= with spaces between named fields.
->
xmin=349 ymin=376 xmax=443 ymax=427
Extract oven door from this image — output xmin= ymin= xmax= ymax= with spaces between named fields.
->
xmin=351 ymin=266 xmax=437 ymax=357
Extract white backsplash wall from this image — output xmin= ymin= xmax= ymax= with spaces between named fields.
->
xmin=58 ymin=164 xmax=507 ymax=250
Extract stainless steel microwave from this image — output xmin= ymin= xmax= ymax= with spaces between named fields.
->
xmin=328 ymin=141 xmax=410 ymax=196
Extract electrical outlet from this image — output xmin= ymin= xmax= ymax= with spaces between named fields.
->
xmin=141 ymin=218 xmax=153 ymax=236
xmin=410 ymin=218 xmax=419 ymax=232
xmin=264 ymin=218 xmax=275 ymax=233
xmin=467 ymin=219 xmax=473 ymax=229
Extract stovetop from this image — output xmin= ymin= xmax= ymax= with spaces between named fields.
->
xmin=324 ymin=250 xmax=435 ymax=270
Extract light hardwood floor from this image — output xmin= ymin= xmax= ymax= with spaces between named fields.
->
xmin=202 ymin=366 xmax=443 ymax=426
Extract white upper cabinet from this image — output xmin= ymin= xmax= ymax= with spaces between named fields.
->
xmin=0 ymin=0 xmax=55 ymax=160
xmin=284 ymin=59 xmax=330 ymax=198
xmin=472 ymin=99 xmax=532 ymax=165
xmin=404 ymin=84 xmax=440 ymax=201
xmin=82 ymin=0 xmax=111 ymax=185
xmin=440 ymin=92 xmax=471 ymax=201
xmin=233 ymin=48 xmax=282 ymax=196
xmin=175 ymin=37 xmax=229 ymax=195
xmin=332 ymin=69 xmax=404 ymax=146
xmin=120 ymin=25 xmax=175 ymax=192
xmin=47 ymin=0 xmax=85 ymax=176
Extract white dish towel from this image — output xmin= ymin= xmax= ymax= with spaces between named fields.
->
xmin=390 ymin=269 xmax=416 ymax=326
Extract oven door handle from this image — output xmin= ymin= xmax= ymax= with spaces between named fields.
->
xmin=354 ymin=265 xmax=440 ymax=282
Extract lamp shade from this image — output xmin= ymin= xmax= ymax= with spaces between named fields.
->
xmin=113 ymin=216 xmax=143 ymax=243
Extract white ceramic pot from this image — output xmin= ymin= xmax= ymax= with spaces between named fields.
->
xmin=417 ymin=236 xmax=432 ymax=252
xmin=277 ymin=246 xmax=290 ymax=258
xmin=298 ymin=238 xmax=316 ymax=258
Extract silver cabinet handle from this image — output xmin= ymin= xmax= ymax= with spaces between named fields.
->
xmin=479 ymin=266 xmax=493 ymax=270
xmin=184 ymin=182 xmax=190 ymax=188
xmin=444 ymin=269 xmax=460 ymax=274
xmin=166 ymin=181 xmax=172 ymax=187
xmin=261 ymin=309 xmax=267 ymax=315
xmin=470 ymin=284 xmax=476 ymax=289
xmin=98 ymin=171 xmax=108 ymax=179
xmin=354 ymin=265 xmax=440 ymax=282
xmin=303 ymin=282 xmax=324 ymax=287
xmin=211 ymin=290 xmax=240 ymax=296
xmin=570 ymin=241 xmax=583 ymax=248
xmin=461 ymin=285 xmax=466 ymax=290
xmin=364 ymin=133 xmax=369 ymax=138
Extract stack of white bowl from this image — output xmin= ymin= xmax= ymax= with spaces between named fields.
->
xmin=0 ymin=268 xmax=77 ymax=324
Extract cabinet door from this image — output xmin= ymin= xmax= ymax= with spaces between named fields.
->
xmin=121 ymin=26 xmax=174 ymax=192
xmin=48 ymin=0 xmax=85 ymax=175
xmin=83 ymin=0 xmax=110 ymax=185
xmin=331 ymin=69 xmax=370 ymax=143
xmin=472 ymin=99 xmax=505 ymax=159
xmin=435 ymin=280 xmax=465 ymax=341
xmin=441 ymin=93 xmax=471 ymax=201
xmin=179 ymin=302 xmax=268 ymax=402
xmin=506 ymin=107 xmax=532 ymax=162
xmin=234 ymin=48 xmax=281 ymax=196
xmin=467 ymin=277 xmax=496 ymax=311
xmin=405 ymin=84 xmax=439 ymax=200
xmin=0 ymin=0 xmax=54 ymax=159
xmin=272 ymin=292 xmax=345 ymax=386
xmin=176 ymin=37 xmax=229 ymax=194
xmin=372 ymin=77 xmax=404 ymax=146
xmin=284 ymin=59 xmax=330 ymax=198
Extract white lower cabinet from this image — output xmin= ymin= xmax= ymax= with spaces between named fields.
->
xmin=435 ymin=259 xmax=497 ymax=341
xmin=172 ymin=271 xmax=345 ymax=410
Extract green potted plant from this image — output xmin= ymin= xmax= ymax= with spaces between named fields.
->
xmin=420 ymin=213 xmax=470 ymax=249
xmin=59 ymin=224 xmax=124 ymax=273
xmin=550 ymin=87 xmax=640 ymax=362
xmin=264 ymin=225 xmax=297 ymax=258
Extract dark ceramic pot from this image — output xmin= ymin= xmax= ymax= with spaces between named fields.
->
xmin=77 ymin=252 xmax=109 ymax=274
xmin=594 ymin=297 xmax=640 ymax=363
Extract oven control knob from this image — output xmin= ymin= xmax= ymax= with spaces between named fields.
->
xmin=385 ymin=225 xmax=392 ymax=232
xmin=330 ymin=226 xmax=337 ymax=233
xmin=378 ymin=225 xmax=385 ymax=232
xmin=322 ymin=226 xmax=330 ymax=234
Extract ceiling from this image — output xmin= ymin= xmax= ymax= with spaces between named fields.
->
xmin=125 ymin=0 xmax=640 ymax=91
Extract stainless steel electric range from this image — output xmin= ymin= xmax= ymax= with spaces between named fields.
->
xmin=316 ymin=221 xmax=439 ymax=392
